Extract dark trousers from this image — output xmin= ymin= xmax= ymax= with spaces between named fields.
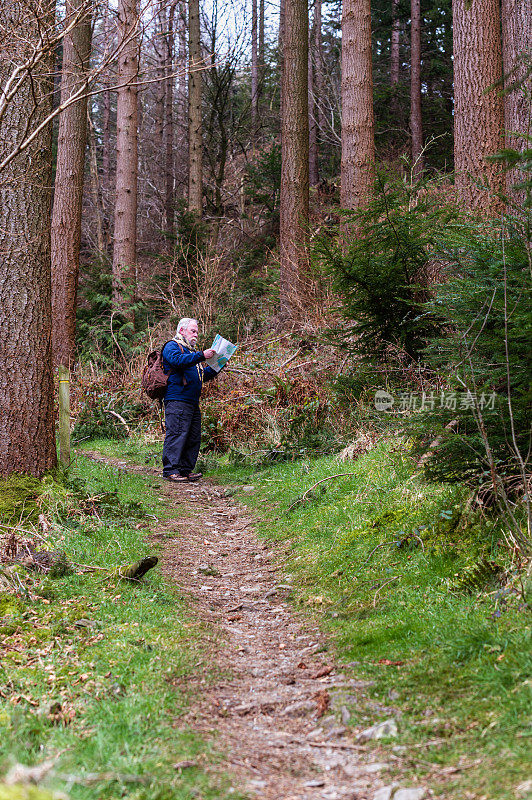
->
xmin=162 ymin=401 xmax=201 ymax=477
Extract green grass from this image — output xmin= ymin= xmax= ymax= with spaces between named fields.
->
xmin=0 ymin=455 xmax=241 ymax=800
xmin=73 ymin=435 xmax=532 ymax=798
xmin=208 ymin=442 xmax=530 ymax=799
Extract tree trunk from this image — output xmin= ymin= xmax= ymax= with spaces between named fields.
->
xmin=501 ymin=0 xmax=532 ymax=200
xmin=259 ymin=0 xmax=265 ymax=94
xmin=251 ymin=0 xmax=259 ymax=140
xmin=188 ymin=0 xmax=203 ymax=215
xmin=102 ymin=0 xmax=111 ymax=220
xmin=112 ymin=0 xmax=139 ymax=306
xmin=410 ymin=0 xmax=423 ymax=177
xmin=177 ymin=1 xmax=188 ymax=198
xmin=391 ymin=0 xmax=400 ymax=85
xmin=279 ymin=0 xmax=309 ymax=317
xmin=51 ymin=0 xmax=92 ymax=368
xmin=308 ymin=20 xmax=318 ymax=187
xmin=341 ymin=0 xmax=375 ymax=211
xmin=165 ymin=1 xmax=178 ymax=233
xmin=154 ymin=2 xmax=167 ymax=231
xmin=88 ymin=108 xmax=107 ymax=256
xmin=313 ymin=0 xmax=325 ymax=136
xmin=0 ymin=1 xmax=57 ymax=477
xmin=452 ymin=0 xmax=505 ymax=214
xmin=309 ymin=0 xmax=323 ymax=187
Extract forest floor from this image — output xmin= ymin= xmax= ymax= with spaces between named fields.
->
xmin=2 ymin=439 xmax=529 ymax=800
xmin=81 ymin=450 xmax=406 ymax=800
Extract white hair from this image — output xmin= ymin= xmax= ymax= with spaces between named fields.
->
xmin=176 ymin=318 xmax=198 ymax=337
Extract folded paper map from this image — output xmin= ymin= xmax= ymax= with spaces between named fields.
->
xmin=206 ymin=334 xmax=237 ymax=373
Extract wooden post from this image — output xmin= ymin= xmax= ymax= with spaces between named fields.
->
xmin=58 ymin=365 xmax=71 ymax=467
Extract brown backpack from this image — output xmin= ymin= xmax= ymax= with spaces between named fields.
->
xmin=141 ymin=341 xmax=175 ymax=400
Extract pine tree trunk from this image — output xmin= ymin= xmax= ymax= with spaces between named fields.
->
xmin=112 ymin=0 xmax=139 ymax=306
xmin=0 ymin=1 xmax=57 ymax=477
xmin=501 ymin=0 xmax=532 ymax=201
xmin=102 ymin=0 xmax=111 ymax=224
xmin=251 ymin=0 xmax=259 ymax=140
xmin=313 ymin=0 xmax=325 ymax=136
xmin=410 ymin=0 xmax=423 ymax=177
xmin=88 ymin=111 xmax=107 ymax=256
xmin=259 ymin=0 xmax=265 ymax=94
xmin=452 ymin=0 xmax=504 ymax=213
xmin=165 ymin=1 xmax=177 ymax=232
xmin=341 ymin=0 xmax=375 ymax=211
xmin=188 ymin=0 xmax=203 ymax=215
xmin=177 ymin=1 xmax=188 ymax=198
xmin=154 ymin=2 xmax=167 ymax=232
xmin=391 ymin=0 xmax=400 ymax=86
xmin=308 ymin=20 xmax=319 ymax=187
xmin=279 ymin=0 xmax=309 ymax=317
xmin=51 ymin=0 xmax=92 ymax=368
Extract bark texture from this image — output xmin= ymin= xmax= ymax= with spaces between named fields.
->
xmin=51 ymin=0 xmax=92 ymax=367
xmin=341 ymin=0 xmax=375 ymax=210
xmin=188 ymin=0 xmax=203 ymax=215
xmin=308 ymin=20 xmax=318 ymax=187
xmin=391 ymin=0 xmax=400 ymax=85
xmin=410 ymin=0 xmax=423 ymax=177
xmin=313 ymin=0 xmax=325 ymax=136
xmin=279 ymin=0 xmax=309 ymax=316
xmin=501 ymin=0 xmax=532 ymax=199
xmin=165 ymin=0 xmax=178 ymax=232
xmin=309 ymin=0 xmax=323 ymax=187
xmin=251 ymin=0 xmax=258 ymax=138
xmin=177 ymin=1 xmax=188 ymax=197
xmin=259 ymin=0 xmax=265 ymax=91
xmin=0 ymin=0 xmax=57 ymax=477
xmin=112 ymin=0 xmax=139 ymax=305
xmin=452 ymin=0 xmax=505 ymax=213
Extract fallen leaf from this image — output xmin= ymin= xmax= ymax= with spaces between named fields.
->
xmin=378 ymin=659 xmax=404 ymax=666
xmin=279 ymin=643 xmax=286 ymax=649
xmin=297 ymin=662 xmax=308 ymax=669
xmin=314 ymin=689 xmax=330 ymax=717
xmin=312 ymin=665 xmax=333 ymax=679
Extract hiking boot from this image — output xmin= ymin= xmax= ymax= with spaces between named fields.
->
xmin=164 ymin=474 xmax=188 ymax=483
xmin=187 ymin=472 xmax=203 ymax=482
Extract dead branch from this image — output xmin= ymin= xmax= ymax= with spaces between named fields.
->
xmin=288 ymin=473 xmax=356 ymax=511
xmin=373 ymin=576 xmax=401 ymax=607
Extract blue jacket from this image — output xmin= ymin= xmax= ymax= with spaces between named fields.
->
xmin=162 ymin=340 xmax=217 ymax=405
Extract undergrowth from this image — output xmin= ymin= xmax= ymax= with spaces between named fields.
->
xmin=74 ymin=433 xmax=531 ymax=798
xmin=0 ymin=461 xmax=240 ymax=800
xmin=209 ymin=440 xmax=530 ymax=800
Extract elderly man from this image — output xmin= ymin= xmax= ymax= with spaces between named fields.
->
xmin=161 ymin=318 xmax=218 ymax=482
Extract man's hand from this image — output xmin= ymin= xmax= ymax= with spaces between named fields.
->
xmin=203 ymin=348 xmax=216 ymax=359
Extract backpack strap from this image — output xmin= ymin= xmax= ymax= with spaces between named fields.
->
xmin=161 ymin=340 xmax=188 ymax=386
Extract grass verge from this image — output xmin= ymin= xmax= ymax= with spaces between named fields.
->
xmin=0 ymin=454 xmax=240 ymax=800
xmin=213 ymin=443 xmax=531 ymax=800
xmin=79 ymin=434 xmax=532 ymax=800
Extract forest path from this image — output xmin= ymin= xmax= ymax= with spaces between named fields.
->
xmin=83 ymin=452 xmax=392 ymax=800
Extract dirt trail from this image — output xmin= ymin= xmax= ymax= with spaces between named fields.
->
xmin=85 ymin=453 xmax=395 ymax=800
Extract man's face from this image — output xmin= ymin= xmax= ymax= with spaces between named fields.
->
xmin=183 ymin=321 xmax=199 ymax=345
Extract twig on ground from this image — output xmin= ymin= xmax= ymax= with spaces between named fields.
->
xmin=57 ymin=772 xmax=150 ymax=786
xmin=277 ymin=348 xmax=302 ymax=370
xmin=373 ymin=576 xmax=402 ymax=607
xmin=287 ymin=474 xmax=356 ymax=511
xmin=73 ymin=562 xmax=108 ymax=572
xmin=104 ymin=409 xmax=130 ymax=435
xmin=361 ymin=541 xmax=395 ymax=566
